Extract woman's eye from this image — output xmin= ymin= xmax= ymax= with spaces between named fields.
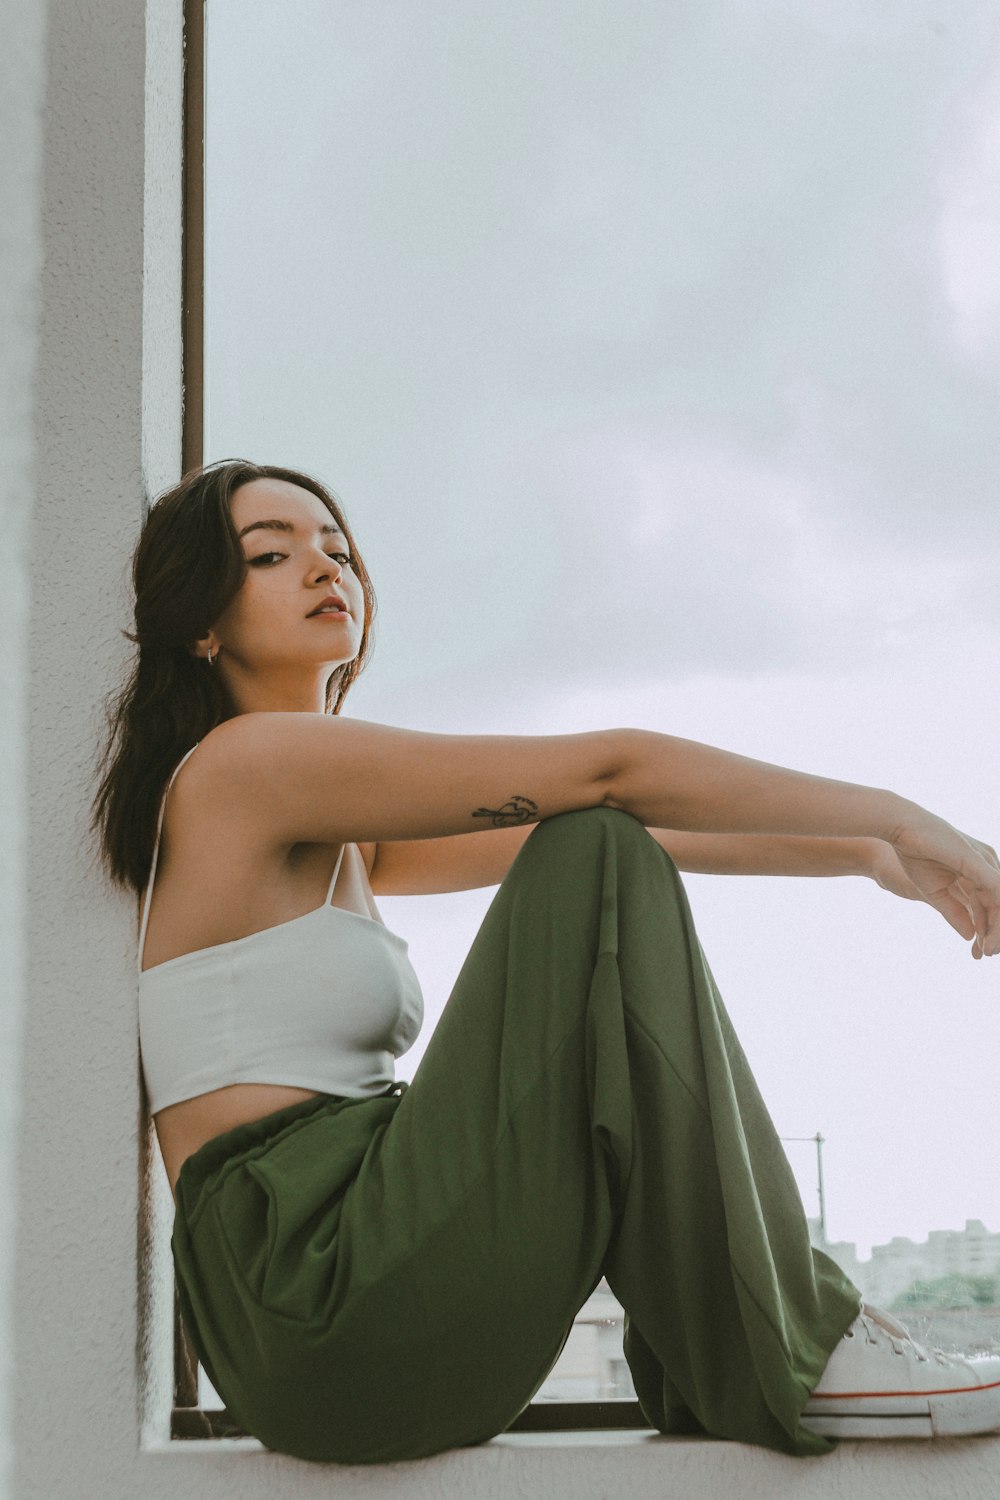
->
xmin=248 ymin=550 xmax=353 ymax=567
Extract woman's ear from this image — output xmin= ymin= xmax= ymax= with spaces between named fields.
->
xmin=189 ymin=634 xmax=215 ymax=663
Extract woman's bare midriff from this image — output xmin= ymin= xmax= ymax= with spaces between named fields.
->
xmin=155 ymin=1085 xmax=322 ymax=1198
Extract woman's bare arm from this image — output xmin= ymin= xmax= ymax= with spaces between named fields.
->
xmin=199 ymin=712 xmax=900 ymax=847
xmin=370 ymin=826 xmax=537 ymax=895
xmin=370 ymin=826 xmax=882 ymax=896
xmin=648 ymin=829 xmax=880 ymax=879
xmin=194 ymin=711 xmax=999 ymax=952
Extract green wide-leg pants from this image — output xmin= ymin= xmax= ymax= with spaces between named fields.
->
xmin=171 ymin=806 xmax=862 ymax=1465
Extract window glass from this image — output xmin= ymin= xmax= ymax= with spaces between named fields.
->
xmin=205 ymin=0 xmax=1000 ymax=1379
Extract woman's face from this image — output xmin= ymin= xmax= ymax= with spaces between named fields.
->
xmin=203 ymin=477 xmax=365 ymax=710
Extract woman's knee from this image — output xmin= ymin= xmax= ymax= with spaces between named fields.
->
xmin=527 ymin=804 xmax=665 ymax=861
xmin=502 ymin=805 xmax=688 ymax=943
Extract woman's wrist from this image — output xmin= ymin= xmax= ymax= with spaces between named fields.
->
xmin=611 ymin=729 xmax=914 ymax=844
xmin=876 ymin=793 xmax=936 ymax=848
xmin=855 ymin=836 xmax=892 ymax=880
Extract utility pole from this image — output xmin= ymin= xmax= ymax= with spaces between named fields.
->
xmin=815 ymin=1131 xmax=826 ymax=1243
xmin=781 ymin=1132 xmax=826 ymax=1242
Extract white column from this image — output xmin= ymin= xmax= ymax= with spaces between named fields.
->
xmin=0 ymin=4 xmax=48 ymax=1498
xmin=9 ymin=0 xmax=183 ymax=1493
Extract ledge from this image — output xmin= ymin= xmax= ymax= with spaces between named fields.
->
xmin=141 ymin=1427 xmax=1000 ymax=1500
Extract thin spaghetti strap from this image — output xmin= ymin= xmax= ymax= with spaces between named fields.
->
xmin=323 ymin=842 xmax=349 ymax=907
xmin=137 ymin=743 xmax=201 ymax=974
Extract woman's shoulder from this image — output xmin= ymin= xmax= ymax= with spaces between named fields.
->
xmin=165 ymin=715 xmax=281 ymax=831
xmin=182 ymin=709 xmax=393 ymax=797
xmin=165 ymin=715 xmax=413 ymax=880
xmin=168 ymin=712 xmax=351 ymax=842
xmin=188 ymin=710 xmax=327 ymax=765
xmin=161 ymin=723 xmax=375 ymax=874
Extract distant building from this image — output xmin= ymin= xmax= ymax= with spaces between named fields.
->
xmin=810 ymin=1230 xmax=865 ymax=1288
xmin=808 ymin=1217 xmax=1000 ymax=1306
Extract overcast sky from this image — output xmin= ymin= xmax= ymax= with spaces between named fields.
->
xmin=205 ymin=0 xmax=1000 ymax=1260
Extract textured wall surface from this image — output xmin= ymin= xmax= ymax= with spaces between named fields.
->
xmin=0 ymin=8 xmax=47 ymax=1500
xmin=12 ymin=0 xmax=150 ymax=1492
xmin=5 ymin=0 xmax=1000 ymax=1496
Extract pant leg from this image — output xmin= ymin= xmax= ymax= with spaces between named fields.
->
xmin=172 ymin=806 xmax=861 ymax=1465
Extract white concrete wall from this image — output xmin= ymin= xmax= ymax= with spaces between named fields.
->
xmin=4 ymin=1 xmax=999 ymax=1496
xmin=0 ymin=7 xmax=47 ymax=1499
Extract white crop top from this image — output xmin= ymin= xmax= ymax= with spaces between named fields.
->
xmin=137 ymin=743 xmax=424 ymax=1113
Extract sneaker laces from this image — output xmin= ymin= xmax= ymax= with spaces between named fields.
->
xmin=856 ymin=1303 xmax=959 ymax=1371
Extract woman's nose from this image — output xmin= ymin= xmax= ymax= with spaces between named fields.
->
xmin=310 ymin=551 xmax=342 ymax=580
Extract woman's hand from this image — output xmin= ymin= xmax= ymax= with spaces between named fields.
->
xmin=880 ymin=806 xmax=1000 ymax=959
xmin=867 ymin=840 xmax=927 ymax=903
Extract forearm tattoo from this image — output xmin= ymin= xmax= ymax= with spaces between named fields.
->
xmin=472 ymin=796 xmax=539 ymax=829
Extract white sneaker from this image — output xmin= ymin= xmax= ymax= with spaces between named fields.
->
xmin=800 ymin=1302 xmax=1000 ymax=1439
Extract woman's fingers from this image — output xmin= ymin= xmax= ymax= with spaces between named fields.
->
xmin=952 ymin=834 xmax=1000 ymax=955
xmin=934 ymin=889 xmax=977 ymax=942
xmin=895 ymin=859 xmax=996 ymax=956
xmin=890 ymin=811 xmax=1000 ymax=957
xmin=963 ymin=868 xmax=1000 ymax=956
xmin=967 ymin=888 xmax=1000 ymax=957
xmin=939 ymin=890 xmax=993 ymax=957
xmin=967 ymin=836 xmax=1000 ymax=873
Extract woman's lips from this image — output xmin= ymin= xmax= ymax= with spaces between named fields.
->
xmin=307 ymin=592 xmax=349 ymax=615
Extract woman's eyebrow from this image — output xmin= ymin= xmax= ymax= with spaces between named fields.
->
xmin=238 ymin=518 xmax=346 ymax=541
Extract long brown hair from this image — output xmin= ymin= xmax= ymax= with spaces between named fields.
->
xmin=90 ymin=459 xmax=378 ymax=896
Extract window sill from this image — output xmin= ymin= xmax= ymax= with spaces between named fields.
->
xmin=143 ymin=1427 xmax=1000 ymax=1500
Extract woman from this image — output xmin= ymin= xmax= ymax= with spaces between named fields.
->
xmin=92 ymin=458 xmax=1000 ymax=1465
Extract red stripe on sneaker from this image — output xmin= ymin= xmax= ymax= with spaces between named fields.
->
xmin=809 ymin=1378 xmax=1000 ymax=1400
